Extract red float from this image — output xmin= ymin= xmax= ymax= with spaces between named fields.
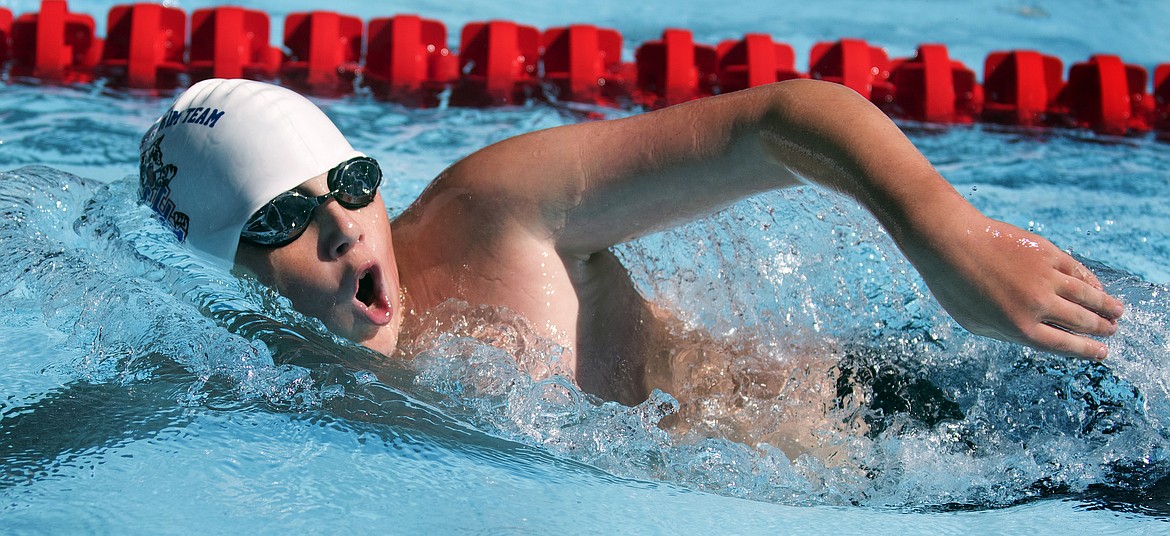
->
xmin=1059 ymin=54 xmax=1152 ymax=135
xmin=541 ymin=24 xmax=632 ymax=106
xmin=1155 ymin=64 xmax=1170 ymax=132
xmin=364 ymin=14 xmax=457 ymax=106
xmin=9 ymin=0 xmax=103 ymax=83
xmin=281 ymin=10 xmax=363 ymax=96
xmin=884 ymin=44 xmax=982 ymax=123
xmin=0 ymin=8 xmax=12 ymax=66
xmin=982 ymin=50 xmax=1064 ymax=127
xmin=450 ymin=20 xmax=541 ymax=106
xmin=715 ymin=33 xmax=803 ymax=93
xmin=98 ymin=3 xmax=186 ymax=89
xmin=633 ymin=29 xmax=717 ymax=108
xmin=188 ymin=6 xmax=281 ymax=82
xmin=809 ymin=38 xmax=892 ymax=101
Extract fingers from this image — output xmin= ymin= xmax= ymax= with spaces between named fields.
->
xmin=1055 ymin=274 xmax=1125 ymax=321
xmin=1044 ymin=294 xmax=1118 ymax=337
xmin=1020 ymin=254 xmax=1122 ymax=361
xmin=1055 ymin=254 xmax=1103 ymax=290
xmin=1026 ymin=323 xmax=1110 ymax=361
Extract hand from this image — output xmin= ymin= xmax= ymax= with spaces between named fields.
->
xmin=910 ymin=212 xmax=1124 ymax=360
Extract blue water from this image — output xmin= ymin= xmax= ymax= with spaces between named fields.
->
xmin=2 ymin=0 xmax=1170 ymax=532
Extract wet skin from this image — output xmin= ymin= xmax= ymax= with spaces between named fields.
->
xmin=235 ymin=173 xmax=402 ymax=356
xmin=234 ymin=80 xmax=1125 ymax=405
xmin=236 ymin=173 xmax=668 ymax=405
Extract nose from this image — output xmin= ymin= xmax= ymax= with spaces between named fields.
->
xmin=313 ymin=198 xmax=364 ymax=259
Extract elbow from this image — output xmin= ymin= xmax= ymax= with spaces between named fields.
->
xmin=763 ymin=78 xmax=883 ymax=120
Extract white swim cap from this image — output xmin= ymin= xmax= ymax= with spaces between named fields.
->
xmin=139 ymin=78 xmax=364 ymax=267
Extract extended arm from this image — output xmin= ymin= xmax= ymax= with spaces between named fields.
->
xmin=441 ymin=79 xmax=1123 ymax=359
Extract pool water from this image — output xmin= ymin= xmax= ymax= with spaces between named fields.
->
xmin=3 ymin=0 xmax=1170 ymax=532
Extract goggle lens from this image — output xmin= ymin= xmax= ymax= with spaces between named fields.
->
xmin=241 ymin=156 xmax=382 ymax=247
xmin=331 ymin=158 xmax=380 ymax=207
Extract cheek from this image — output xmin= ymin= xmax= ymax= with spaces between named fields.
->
xmin=238 ymin=240 xmax=335 ymax=307
xmin=267 ymin=244 xmax=333 ymax=298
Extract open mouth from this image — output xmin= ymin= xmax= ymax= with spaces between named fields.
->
xmin=353 ymin=264 xmax=392 ymax=325
xmin=356 ymin=269 xmax=377 ymax=307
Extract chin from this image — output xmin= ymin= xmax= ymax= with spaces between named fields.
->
xmin=349 ymin=324 xmax=400 ymax=357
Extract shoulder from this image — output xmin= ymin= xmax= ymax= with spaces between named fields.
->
xmin=394 ymin=125 xmax=591 ymax=244
xmin=389 ymin=156 xmax=555 ymax=272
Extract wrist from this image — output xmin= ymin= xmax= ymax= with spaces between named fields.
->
xmin=880 ymin=174 xmax=984 ymax=268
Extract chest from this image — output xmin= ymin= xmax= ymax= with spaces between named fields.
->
xmin=396 ymin=220 xmax=664 ymax=404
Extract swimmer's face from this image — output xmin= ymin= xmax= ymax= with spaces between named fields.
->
xmin=234 ymin=173 xmax=402 ymax=355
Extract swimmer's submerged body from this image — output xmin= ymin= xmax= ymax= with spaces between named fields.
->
xmin=142 ymin=78 xmax=1124 ymax=411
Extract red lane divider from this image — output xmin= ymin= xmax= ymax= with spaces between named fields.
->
xmin=450 ymin=20 xmax=540 ymax=106
xmin=1061 ymin=54 xmax=1152 ymax=135
xmin=1155 ymin=64 xmax=1170 ymax=132
xmin=883 ymin=44 xmax=982 ymax=124
xmin=810 ymin=38 xmax=892 ymax=102
xmin=3 ymin=2 xmax=1170 ymax=137
xmin=281 ymin=10 xmax=363 ymax=96
xmin=634 ymin=29 xmax=717 ymax=108
xmin=98 ymin=3 xmax=186 ymax=90
xmin=982 ymin=50 xmax=1064 ymax=127
xmin=541 ymin=24 xmax=632 ymax=106
xmin=716 ymin=33 xmax=803 ymax=93
xmin=364 ymin=14 xmax=457 ymax=106
xmin=10 ymin=0 xmax=102 ymax=83
xmin=189 ymin=6 xmax=281 ymax=83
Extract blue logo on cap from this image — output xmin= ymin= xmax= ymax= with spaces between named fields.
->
xmin=139 ymin=134 xmax=190 ymax=242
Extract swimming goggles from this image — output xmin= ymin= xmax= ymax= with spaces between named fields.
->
xmin=241 ymin=156 xmax=383 ymax=247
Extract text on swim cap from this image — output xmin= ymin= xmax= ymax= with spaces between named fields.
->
xmin=158 ymin=107 xmax=226 ymax=129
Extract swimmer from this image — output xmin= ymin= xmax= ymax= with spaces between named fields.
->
xmin=140 ymin=78 xmax=1124 ymax=405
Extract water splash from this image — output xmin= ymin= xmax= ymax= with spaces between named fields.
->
xmin=400 ymin=182 xmax=1170 ymax=509
xmin=2 ymin=156 xmax=1168 ymax=512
